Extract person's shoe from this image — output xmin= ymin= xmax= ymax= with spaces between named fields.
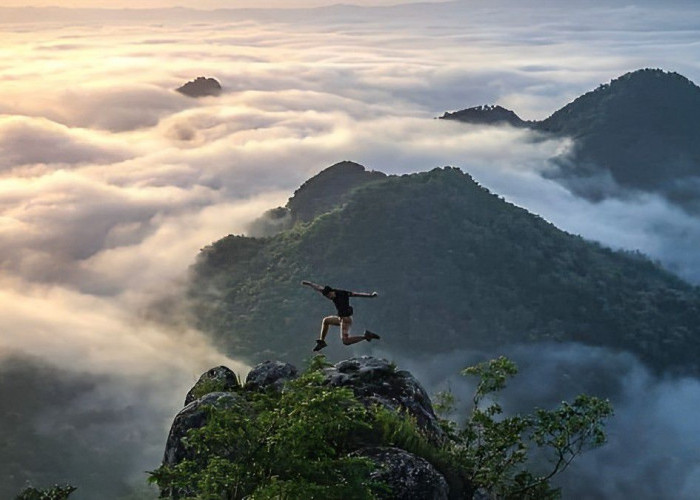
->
xmin=313 ymin=339 xmax=328 ymax=352
xmin=364 ymin=330 xmax=381 ymax=341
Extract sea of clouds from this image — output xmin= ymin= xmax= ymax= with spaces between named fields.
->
xmin=1 ymin=1 xmax=700 ymax=497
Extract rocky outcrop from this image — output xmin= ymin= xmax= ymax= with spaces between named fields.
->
xmin=358 ymin=446 xmax=449 ymax=500
xmin=184 ymin=365 xmax=240 ymax=405
xmin=323 ymin=356 xmax=445 ymax=441
xmin=244 ymin=360 xmax=298 ymax=391
xmin=160 ymin=356 xmax=453 ymax=496
xmin=163 ymin=392 xmax=246 ymax=466
xmin=176 ymin=76 xmax=222 ymax=97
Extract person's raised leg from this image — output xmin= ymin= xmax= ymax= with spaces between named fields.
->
xmin=340 ymin=316 xmax=366 ymax=345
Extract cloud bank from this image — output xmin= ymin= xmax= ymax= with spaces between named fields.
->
xmin=1 ymin=2 xmax=699 ymax=497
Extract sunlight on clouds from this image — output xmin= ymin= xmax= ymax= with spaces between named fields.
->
xmin=0 ymin=275 xmax=248 ymax=379
xmin=0 ymin=115 xmax=130 ymax=168
xmin=81 ymin=191 xmax=290 ymax=294
xmin=0 ymin=4 xmax=699 ymax=496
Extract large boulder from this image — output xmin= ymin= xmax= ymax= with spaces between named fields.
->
xmin=184 ymin=365 xmax=240 ymax=406
xmin=163 ymin=392 xmax=245 ymax=466
xmin=245 ymin=360 xmax=298 ymax=391
xmin=323 ymin=356 xmax=444 ymax=441
xmin=358 ymin=446 xmax=449 ymax=500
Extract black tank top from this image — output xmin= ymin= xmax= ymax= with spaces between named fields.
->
xmin=331 ymin=290 xmax=354 ymax=317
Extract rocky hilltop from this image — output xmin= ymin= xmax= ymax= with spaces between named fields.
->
xmin=159 ymin=356 xmax=453 ymax=499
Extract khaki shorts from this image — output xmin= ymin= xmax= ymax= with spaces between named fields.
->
xmin=323 ymin=315 xmax=353 ymax=338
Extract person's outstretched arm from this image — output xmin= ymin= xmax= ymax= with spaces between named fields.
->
xmin=350 ymin=290 xmax=378 ymax=298
xmin=301 ymin=280 xmax=324 ymax=293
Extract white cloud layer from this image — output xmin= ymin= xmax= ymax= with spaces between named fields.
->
xmin=1 ymin=2 xmax=700 ymax=497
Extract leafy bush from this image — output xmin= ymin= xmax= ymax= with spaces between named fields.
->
xmin=15 ymin=484 xmax=76 ymax=500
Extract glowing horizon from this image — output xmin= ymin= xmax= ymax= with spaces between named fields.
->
xmin=0 ymin=0 xmax=446 ymax=9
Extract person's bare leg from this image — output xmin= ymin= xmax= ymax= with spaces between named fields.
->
xmin=340 ymin=316 xmax=367 ymax=345
xmin=321 ymin=316 xmax=340 ymax=341
xmin=314 ymin=316 xmax=339 ymax=351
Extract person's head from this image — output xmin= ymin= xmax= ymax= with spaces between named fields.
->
xmin=322 ymin=285 xmax=336 ymax=298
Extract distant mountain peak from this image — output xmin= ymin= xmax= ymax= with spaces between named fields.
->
xmin=440 ymin=68 xmax=700 ymax=210
xmin=285 ymin=161 xmax=387 ymax=223
xmin=535 ymin=67 xmax=700 ymax=201
xmin=613 ymin=67 xmax=694 ymax=87
xmin=440 ymin=104 xmax=527 ymax=127
xmin=176 ymin=76 xmax=222 ymax=98
xmin=245 ymin=161 xmax=387 ymax=237
xmin=538 ymin=67 xmax=700 ymax=133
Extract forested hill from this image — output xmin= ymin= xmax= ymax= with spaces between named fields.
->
xmin=187 ymin=164 xmax=700 ymax=374
xmin=537 ymin=69 xmax=700 ymax=199
xmin=441 ymin=69 xmax=700 ymax=210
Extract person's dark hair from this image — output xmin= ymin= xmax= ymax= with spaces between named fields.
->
xmin=322 ymin=285 xmax=334 ymax=296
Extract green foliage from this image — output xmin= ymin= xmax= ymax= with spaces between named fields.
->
xmin=462 ymin=356 xmax=518 ymax=406
xmin=188 ymin=375 xmax=241 ymax=402
xmin=15 ymin=484 xmax=76 ymax=500
xmin=149 ymin=361 xmax=381 ymax=499
xmin=371 ymin=406 xmax=435 ymax=462
xmin=436 ymin=356 xmax=613 ymax=498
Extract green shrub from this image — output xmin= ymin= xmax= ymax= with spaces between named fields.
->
xmin=15 ymin=484 xmax=76 ymax=500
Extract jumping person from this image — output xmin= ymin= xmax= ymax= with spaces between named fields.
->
xmin=301 ymin=280 xmax=381 ymax=352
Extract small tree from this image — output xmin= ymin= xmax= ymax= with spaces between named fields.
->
xmin=436 ymin=356 xmax=613 ymax=498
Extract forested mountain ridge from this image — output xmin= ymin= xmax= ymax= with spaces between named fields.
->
xmin=441 ymin=69 xmax=700 ymax=209
xmin=187 ymin=164 xmax=700 ymax=374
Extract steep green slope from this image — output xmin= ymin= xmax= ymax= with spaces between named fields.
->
xmin=187 ymin=166 xmax=700 ymax=373
xmin=538 ymin=69 xmax=700 ymax=196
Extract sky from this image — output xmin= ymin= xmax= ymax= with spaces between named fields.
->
xmin=1 ymin=0 xmax=441 ymax=7
xmin=1 ymin=1 xmax=700 ymax=497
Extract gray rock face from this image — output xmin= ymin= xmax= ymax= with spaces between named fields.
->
xmin=324 ymin=356 xmax=444 ymax=441
xmin=359 ymin=446 xmax=449 ymax=500
xmin=163 ymin=392 xmax=244 ymax=466
xmin=245 ymin=360 xmax=298 ymax=391
xmin=184 ymin=365 xmax=240 ymax=406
